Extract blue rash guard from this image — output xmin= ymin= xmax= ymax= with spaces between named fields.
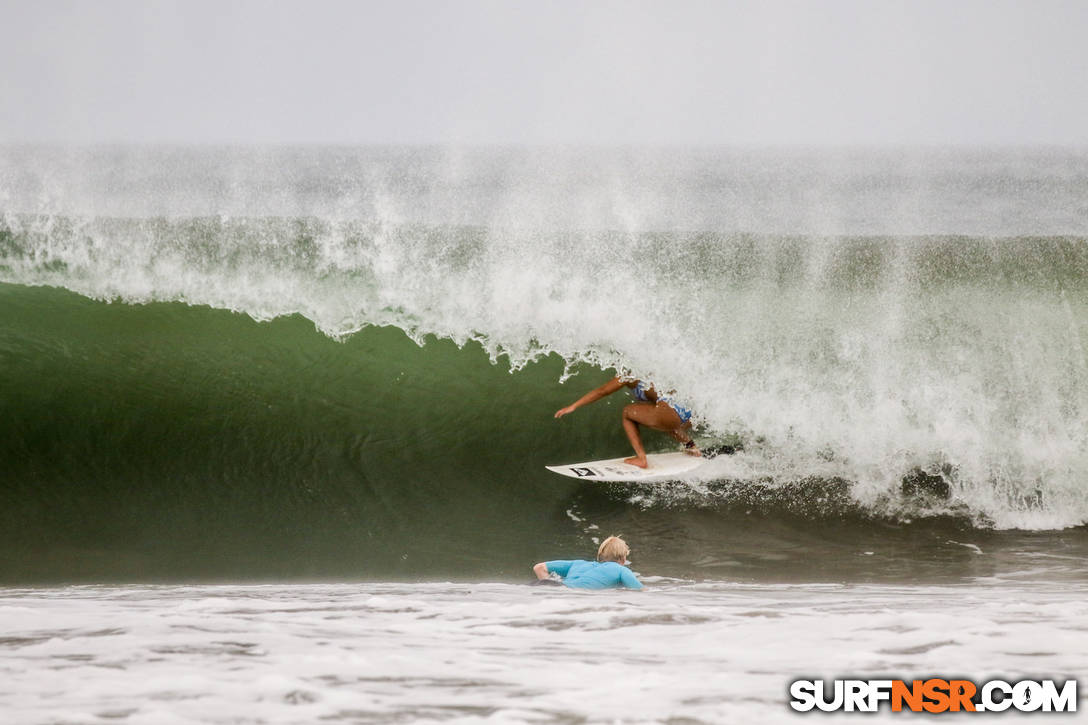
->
xmin=544 ymin=560 xmax=643 ymax=590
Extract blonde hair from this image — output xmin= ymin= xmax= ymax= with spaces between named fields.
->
xmin=596 ymin=535 xmax=630 ymax=563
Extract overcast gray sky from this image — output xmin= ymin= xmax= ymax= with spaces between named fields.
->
xmin=3 ymin=0 xmax=1086 ymax=145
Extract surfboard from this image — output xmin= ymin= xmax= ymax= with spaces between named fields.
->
xmin=545 ymin=451 xmax=706 ymax=482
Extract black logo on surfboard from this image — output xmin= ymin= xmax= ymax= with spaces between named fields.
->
xmin=571 ymin=467 xmax=597 ymax=477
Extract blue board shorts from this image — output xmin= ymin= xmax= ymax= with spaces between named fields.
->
xmin=632 ymin=381 xmax=692 ymax=423
xmin=667 ymin=402 xmax=693 ymax=424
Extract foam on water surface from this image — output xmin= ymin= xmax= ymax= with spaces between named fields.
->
xmin=1 ymin=582 xmax=1085 ymax=724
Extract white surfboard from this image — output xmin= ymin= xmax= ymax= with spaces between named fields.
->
xmin=546 ymin=451 xmax=706 ymax=482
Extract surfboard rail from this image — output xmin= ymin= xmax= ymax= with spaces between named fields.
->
xmin=545 ymin=451 xmax=705 ymax=482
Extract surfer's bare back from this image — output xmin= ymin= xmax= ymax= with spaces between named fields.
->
xmin=554 ymin=376 xmax=699 ymax=468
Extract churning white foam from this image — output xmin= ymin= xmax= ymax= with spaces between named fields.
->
xmin=1 ymin=582 xmax=1085 ymax=724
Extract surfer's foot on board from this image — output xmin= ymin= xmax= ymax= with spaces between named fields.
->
xmin=624 ymin=456 xmax=649 ymax=468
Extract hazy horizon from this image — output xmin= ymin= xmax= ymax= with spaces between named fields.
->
xmin=3 ymin=0 xmax=1087 ymax=147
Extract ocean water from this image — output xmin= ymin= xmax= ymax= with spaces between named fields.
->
xmin=1 ymin=146 xmax=1086 ymax=721
xmin=1 ymin=581 xmax=1086 ymax=724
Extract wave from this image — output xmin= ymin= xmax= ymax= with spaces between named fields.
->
xmin=3 ymin=146 xmax=1088 ymax=584
xmin=2 ymin=210 xmax=1087 ymax=537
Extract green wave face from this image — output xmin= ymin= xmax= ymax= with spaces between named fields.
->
xmin=0 ymin=284 xmax=610 ymax=582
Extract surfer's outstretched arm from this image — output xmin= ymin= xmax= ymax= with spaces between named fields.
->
xmin=532 ymin=562 xmax=550 ymax=579
xmin=554 ymin=377 xmax=626 ymax=418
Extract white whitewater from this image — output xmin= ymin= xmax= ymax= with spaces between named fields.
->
xmin=1 ymin=582 xmax=1084 ymax=724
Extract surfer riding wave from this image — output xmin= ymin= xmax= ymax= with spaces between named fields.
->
xmin=554 ymin=376 xmax=700 ymax=468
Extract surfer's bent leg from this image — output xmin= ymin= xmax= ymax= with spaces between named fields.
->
xmin=667 ymin=421 xmax=699 ymax=455
xmin=621 ymin=402 xmax=686 ymax=468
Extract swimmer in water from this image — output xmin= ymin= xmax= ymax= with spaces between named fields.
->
xmin=554 ymin=376 xmax=699 ymax=468
xmin=532 ymin=535 xmax=643 ymax=590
